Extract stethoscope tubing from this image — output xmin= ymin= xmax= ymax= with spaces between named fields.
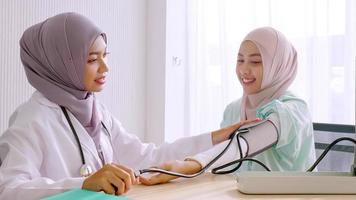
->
xmin=137 ymin=129 xmax=249 ymax=178
xmin=60 ymin=106 xmax=111 ymax=167
xmin=60 ymin=106 xmax=86 ymax=165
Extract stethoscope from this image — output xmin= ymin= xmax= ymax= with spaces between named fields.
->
xmin=60 ymin=106 xmax=111 ymax=177
xmin=136 ymin=128 xmax=271 ymax=178
xmin=61 ymin=105 xmax=270 ymax=179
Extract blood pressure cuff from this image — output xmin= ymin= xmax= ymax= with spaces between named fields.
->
xmin=237 ymin=119 xmax=279 ymax=157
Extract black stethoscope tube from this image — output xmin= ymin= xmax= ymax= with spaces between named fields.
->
xmin=61 ymin=104 xmax=268 ymax=178
xmin=138 ymin=129 xmax=250 ymax=178
xmin=61 ymin=106 xmax=86 ymax=165
xmin=60 ymin=106 xmax=111 ymax=167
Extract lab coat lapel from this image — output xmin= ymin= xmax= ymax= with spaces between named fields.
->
xmin=60 ymin=109 xmax=103 ymax=168
xmin=99 ymin=125 xmax=114 ymax=164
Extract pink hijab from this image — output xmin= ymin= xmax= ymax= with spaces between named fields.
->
xmin=240 ymin=27 xmax=297 ymax=120
xmin=20 ymin=13 xmax=106 ymax=141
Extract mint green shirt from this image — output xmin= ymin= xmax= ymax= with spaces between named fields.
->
xmin=221 ymin=92 xmax=316 ymax=171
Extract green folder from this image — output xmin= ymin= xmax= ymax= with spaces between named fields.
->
xmin=41 ymin=189 xmax=130 ymax=200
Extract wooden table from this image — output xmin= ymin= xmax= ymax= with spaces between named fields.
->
xmin=124 ymin=173 xmax=356 ymax=200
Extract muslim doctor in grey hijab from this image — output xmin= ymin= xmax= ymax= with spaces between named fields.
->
xmin=0 ymin=12 xmax=258 ymax=199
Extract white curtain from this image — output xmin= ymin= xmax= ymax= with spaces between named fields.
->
xmin=186 ymin=0 xmax=356 ymax=135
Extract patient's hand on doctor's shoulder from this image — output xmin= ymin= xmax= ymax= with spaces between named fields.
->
xmin=139 ymin=159 xmax=202 ymax=185
xmin=211 ymin=118 xmax=261 ymax=145
xmin=82 ymin=164 xmax=139 ymax=196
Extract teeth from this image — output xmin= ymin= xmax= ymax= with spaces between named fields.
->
xmin=242 ymin=78 xmax=255 ymax=83
xmin=96 ymin=77 xmax=105 ymax=83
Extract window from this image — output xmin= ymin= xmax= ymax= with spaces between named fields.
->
xmin=186 ymin=0 xmax=355 ymax=136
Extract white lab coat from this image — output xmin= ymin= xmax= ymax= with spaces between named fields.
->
xmin=0 ymin=91 xmax=213 ymax=199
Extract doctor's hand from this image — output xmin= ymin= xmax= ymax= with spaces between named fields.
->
xmin=211 ymin=118 xmax=261 ymax=145
xmin=139 ymin=160 xmax=202 ymax=185
xmin=82 ymin=164 xmax=139 ymax=196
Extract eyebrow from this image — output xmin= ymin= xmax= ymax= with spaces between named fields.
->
xmin=238 ymin=53 xmax=261 ymax=57
xmin=89 ymin=47 xmax=107 ymax=56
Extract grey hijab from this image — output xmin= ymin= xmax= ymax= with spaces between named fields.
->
xmin=20 ymin=12 xmax=106 ymax=140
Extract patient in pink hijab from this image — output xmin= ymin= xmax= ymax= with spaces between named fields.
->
xmin=141 ymin=27 xmax=316 ymax=185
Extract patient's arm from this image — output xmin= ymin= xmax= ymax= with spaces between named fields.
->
xmin=140 ymin=119 xmax=279 ymax=185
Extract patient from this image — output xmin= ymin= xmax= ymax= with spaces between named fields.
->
xmin=140 ymin=27 xmax=317 ymax=185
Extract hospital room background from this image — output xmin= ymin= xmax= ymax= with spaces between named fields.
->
xmin=0 ymin=0 xmax=355 ymax=171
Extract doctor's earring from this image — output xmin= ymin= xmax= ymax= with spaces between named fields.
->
xmin=80 ymin=164 xmax=93 ymax=177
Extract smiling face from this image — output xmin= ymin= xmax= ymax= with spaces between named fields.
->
xmin=84 ymin=35 xmax=109 ymax=92
xmin=236 ymin=40 xmax=263 ymax=95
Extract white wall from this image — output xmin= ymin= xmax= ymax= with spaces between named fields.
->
xmin=145 ymin=0 xmax=166 ymax=144
xmin=145 ymin=0 xmax=190 ymax=144
xmin=165 ymin=0 xmax=189 ymax=142
xmin=0 ymin=0 xmax=147 ymax=139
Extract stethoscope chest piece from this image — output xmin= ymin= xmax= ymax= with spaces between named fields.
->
xmin=80 ymin=164 xmax=93 ymax=177
xmin=60 ymin=106 xmax=111 ymax=178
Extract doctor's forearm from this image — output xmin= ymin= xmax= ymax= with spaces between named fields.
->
xmin=0 ymin=177 xmax=84 ymax=200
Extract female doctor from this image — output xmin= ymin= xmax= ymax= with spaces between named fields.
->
xmin=0 ymin=12 xmax=258 ymax=199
